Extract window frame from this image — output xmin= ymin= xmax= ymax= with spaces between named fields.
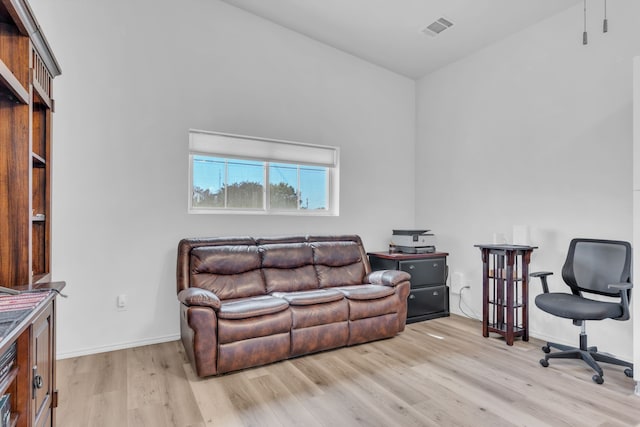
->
xmin=188 ymin=130 xmax=339 ymax=216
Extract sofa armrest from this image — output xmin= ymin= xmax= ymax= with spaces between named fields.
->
xmin=178 ymin=288 xmax=221 ymax=310
xmin=366 ymin=270 xmax=411 ymax=287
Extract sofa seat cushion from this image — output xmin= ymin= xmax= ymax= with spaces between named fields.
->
xmin=336 ymin=284 xmax=396 ymax=301
xmin=218 ymin=296 xmax=289 ymax=320
xmin=218 ymin=309 xmax=291 ymax=345
xmin=272 ymin=289 xmax=347 ymax=329
xmin=271 ymin=288 xmax=344 ymax=306
xmin=337 ymin=285 xmax=400 ymax=321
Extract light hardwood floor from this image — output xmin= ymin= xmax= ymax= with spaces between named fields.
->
xmin=57 ymin=315 xmax=640 ymax=427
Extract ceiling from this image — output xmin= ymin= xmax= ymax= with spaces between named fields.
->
xmin=220 ymin=0 xmax=582 ymax=79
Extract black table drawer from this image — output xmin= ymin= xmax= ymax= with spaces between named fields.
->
xmin=407 ymin=285 xmax=447 ymax=318
xmin=399 ymin=258 xmax=446 ymax=287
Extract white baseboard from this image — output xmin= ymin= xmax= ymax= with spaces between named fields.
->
xmin=56 ymin=333 xmax=181 ymax=360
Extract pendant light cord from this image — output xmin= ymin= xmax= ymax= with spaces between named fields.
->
xmin=603 ymin=0 xmax=608 ymax=33
xmin=583 ymin=0 xmax=588 ymax=45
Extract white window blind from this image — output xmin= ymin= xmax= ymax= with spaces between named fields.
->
xmin=189 ymin=129 xmax=337 ymax=167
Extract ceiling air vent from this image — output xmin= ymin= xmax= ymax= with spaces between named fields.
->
xmin=421 ymin=17 xmax=454 ymax=37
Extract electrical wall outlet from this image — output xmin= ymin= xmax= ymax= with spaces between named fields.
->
xmin=117 ymin=294 xmax=128 ymax=311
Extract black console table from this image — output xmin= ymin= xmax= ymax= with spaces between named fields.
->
xmin=368 ymin=252 xmax=449 ymax=323
xmin=474 ymin=244 xmax=536 ymax=345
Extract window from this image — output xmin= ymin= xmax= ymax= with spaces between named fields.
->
xmin=189 ymin=130 xmax=339 ymax=215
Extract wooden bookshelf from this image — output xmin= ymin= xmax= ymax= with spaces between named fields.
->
xmin=0 ymin=0 xmax=62 ymax=425
xmin=0 ymin=0 xmax=61 ymax=289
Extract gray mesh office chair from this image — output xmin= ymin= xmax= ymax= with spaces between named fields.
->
xmin=530 ymin=238 xmax=634 ymax=384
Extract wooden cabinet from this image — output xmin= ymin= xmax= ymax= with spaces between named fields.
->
xmin=0 ymin=285 xmax=62 ymax=427
xmin=0 ymin=0 xmax=61 ymax=287
xmin=368 ymin=252 xmax=450 ymax=323
xmin=0 ymin=1 xmax=62 ymax=426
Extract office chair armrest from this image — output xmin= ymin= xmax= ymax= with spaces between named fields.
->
xmin=607 ymin=282 xmax=632 ymax=290
xmin=608 ymin=283 xmax=633 ymax=321
xmin=530 ymin=271 xmax=553 ymax=293
xmin=530 ymin=271 xmax=553 ymax=277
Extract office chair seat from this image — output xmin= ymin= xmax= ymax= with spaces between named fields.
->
xmin=535 ymin=293 xmax=623 ymax=320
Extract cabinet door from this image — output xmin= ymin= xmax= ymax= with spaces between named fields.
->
xmin=32 ymin=304 xmax=53 ymax=427
xmin=399 ymin=258 xmax=446 ymax=287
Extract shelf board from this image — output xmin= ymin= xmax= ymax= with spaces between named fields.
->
xmin=487 ymin=323 xmax=525 ymax=334
xmin=488 ymin=300 xmax=524 ymax=308
xmin=32 ymin=152 xmax=46 ymax=167
xmin=0 ymin=58 xmax=28 ymax=104
xmin=33 ymin=273 xmax=51 ymax=284
xmin=487 ymin=276 xmax=524 ymax=282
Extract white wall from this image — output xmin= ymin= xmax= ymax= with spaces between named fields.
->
xmin=417 ymin=1 xmax=640 ymax=360
xmin=30 ymin=0 xmax=416 ymax=357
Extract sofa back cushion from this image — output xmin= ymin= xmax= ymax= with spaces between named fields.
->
xmin=190 ymin=245 xmax=266 ymax=299
xmin=312 ymin=241 xmax=365 ymax=288
xmin=261 ymin=243 xmax=319 ymax=293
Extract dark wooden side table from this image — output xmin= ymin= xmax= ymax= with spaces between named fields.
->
xmin=474 ymin=244 xmax=536 ymax=345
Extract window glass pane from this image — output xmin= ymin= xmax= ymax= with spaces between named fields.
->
xmin=192 ymin=155 xmax=225 ymax=208
xmin=226 ymin=159 xmax=265 ymax=209
xmin=269 ymin=163 xmax=299 ymax=210
xmin=300 ymin=166 xmax=328 ymax=210
xmin=189 ymin=131 xmax=337 ymax=215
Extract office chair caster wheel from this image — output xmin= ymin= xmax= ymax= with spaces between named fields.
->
xmin=592 ymin=374 xmax=604 ymax=384
xmin=540 ymin=359 xmax=549 ymax=367
xmin=624 ymin=368 xmax=633 ymax=378
xmin=541 ymin=345 xmax=550 ymax=354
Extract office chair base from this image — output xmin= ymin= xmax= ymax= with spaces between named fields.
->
xmin=540 ymin=340 xmax=634 ymax=384
xmin=541 ymin=343 xmax=597 ymax=354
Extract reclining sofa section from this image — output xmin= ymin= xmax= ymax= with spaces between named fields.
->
xmin=176 ymin=235 xmax=411 ymax=377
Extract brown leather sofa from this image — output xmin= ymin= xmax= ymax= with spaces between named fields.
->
xmin=176 ymin=235 xmax=411 ymax=377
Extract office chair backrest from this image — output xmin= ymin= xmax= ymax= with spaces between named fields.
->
xmin=561 ymin=238 xmax=631 ymax=298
